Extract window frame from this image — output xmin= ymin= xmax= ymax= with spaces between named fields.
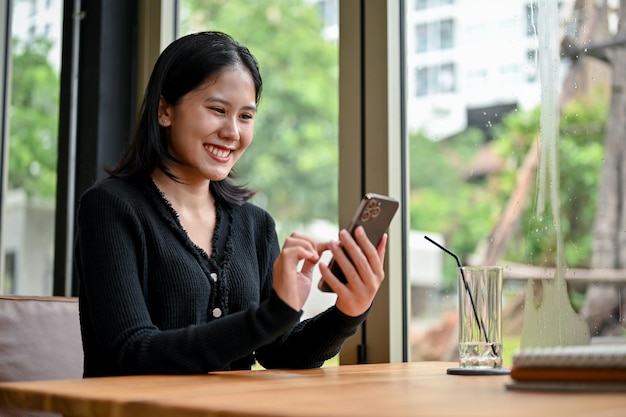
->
xmin=337 ymin=0 xmax=407 ymax=364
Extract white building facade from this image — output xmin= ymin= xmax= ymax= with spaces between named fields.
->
xmin=405 ymin=0 xmax=574 ymax=139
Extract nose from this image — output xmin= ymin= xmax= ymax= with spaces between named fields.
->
xmin=218 ymin=117 xmax=240 ymax=141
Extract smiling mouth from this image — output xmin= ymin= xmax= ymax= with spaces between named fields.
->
xmin=205 ymin=144 xmax=232 ymax=159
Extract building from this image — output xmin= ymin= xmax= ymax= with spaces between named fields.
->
xmin=12 ymin=0 xmax=62 ymax=70
xmin=405 ymin=0 xmax=574 ymax=139
xmin=308 ymin=0 xmax=577 ymax=139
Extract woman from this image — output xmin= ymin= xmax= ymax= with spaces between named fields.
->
xmin=75 ymin=31 xmax=387 ymax=376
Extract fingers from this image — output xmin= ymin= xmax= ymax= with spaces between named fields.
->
xmin=376 ymin=233 xmax=388 ymax=262
xmin=318 ymin=227 xmax=385 ymax=291
xmin=282 ymin=232 xmax=322 ymax=264
xmin=273 ymin=232 xmax=327 ymax=312
xmin=338 ymin=226 xmax=385 ymax=283
xmin=318 ymin=226 xmax=387 ymax=316
xmin=354 ymin=226 xmax=386 ymax=271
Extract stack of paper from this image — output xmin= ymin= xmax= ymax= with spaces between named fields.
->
xmin=507 ymin=344 xmax=626 ymax=392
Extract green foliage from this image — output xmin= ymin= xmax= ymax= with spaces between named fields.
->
xmin=8 ymin=37 xmax=59 ymax=198
xmin=493 ymin=87 xmax=607 ymax=268
xmin=410 ymin=87 xmax=608 ymax=287
xmin=180 ymin=0 xmax=339 ymax=230
xmin=410 ymin=128 xmax=508 ymax=286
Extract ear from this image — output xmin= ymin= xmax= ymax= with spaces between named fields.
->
xmin=158 ymin=96 xmax=171 ymax=127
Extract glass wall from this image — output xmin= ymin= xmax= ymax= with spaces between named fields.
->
xmin=0 ymin=0 xmax=62 ymax=295
xmin=406 ymin=0 xmax=624 ymax=367
xmin=2 ymin=0 xmax=621 ymax=364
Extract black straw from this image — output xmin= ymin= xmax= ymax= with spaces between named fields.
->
xmin=423 ymin=236 xmax=496 ymax=355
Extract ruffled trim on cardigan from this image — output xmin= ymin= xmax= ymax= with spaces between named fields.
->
xmin=147 ymin=178 xmax=235 ymax=316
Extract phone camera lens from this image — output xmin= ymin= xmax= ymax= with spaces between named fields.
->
xmin=360 ymin=210 xmax=371 ymax=222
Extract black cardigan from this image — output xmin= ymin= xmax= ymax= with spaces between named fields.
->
xmin=75 ymin=176 xmax=367 ymax=376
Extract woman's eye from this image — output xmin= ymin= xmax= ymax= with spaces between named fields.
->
xmin=240 ymin=113 xmax=253 ymax=120
xmin=210 ymin=107 xmax=225 ymax=114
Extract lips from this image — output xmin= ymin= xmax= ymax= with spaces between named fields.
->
xmin=205 ymin=144 xmax=232 ymax=159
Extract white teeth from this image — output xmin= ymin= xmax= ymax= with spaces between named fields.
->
xmin=206 ymin=144 xmax=231 ymax=158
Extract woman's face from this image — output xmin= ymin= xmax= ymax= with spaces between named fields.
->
xmin=158 ymin=63 xmax=257 ymax=183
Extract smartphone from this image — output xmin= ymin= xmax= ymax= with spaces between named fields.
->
xmin=318 ymin=193 xmax=399 ymax=293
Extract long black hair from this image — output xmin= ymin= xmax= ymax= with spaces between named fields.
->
xmin=108 ymin=31 xmax=262 ymax=207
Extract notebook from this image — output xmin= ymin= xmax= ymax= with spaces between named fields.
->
xmin=506 ymin=344 xmax=626 ymax=392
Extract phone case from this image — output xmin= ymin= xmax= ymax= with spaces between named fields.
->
xmin=318 ymin=193 xmax=399 ymax=292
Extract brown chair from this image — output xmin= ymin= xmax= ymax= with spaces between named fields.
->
xmin=0 ymin=295 xmax=83 ymax=417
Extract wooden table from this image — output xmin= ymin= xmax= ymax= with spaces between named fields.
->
xmin=0 ymin=362 xmax=625 ymax=417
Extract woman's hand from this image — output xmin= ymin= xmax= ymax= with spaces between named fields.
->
xmin=272 ymin=233 xmax=327 ymax=312
xmin=319 ymin=226 xmax=387 ymax=317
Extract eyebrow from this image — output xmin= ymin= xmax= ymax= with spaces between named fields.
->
xmin=206 ymin=96 xmax=257 ymax=113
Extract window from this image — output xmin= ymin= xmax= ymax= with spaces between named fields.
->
xmin=416 ymin=67 xmax=428 ymax=96
xmin=0 ymin=0 xmax=62 ymax=295
xmin=415 ymin=63 xmax=456 ymax=97
xmin=1 ymin=0 xmax=616 ymax=366
xmin=440 ymin=19 xmax=454 ymax=49
xmin=415 ymin=0 xmax=428 ymax=10
xmin=416 ymin=0 xmax=456 ymax=10
xmin=415 ymin=19 xmax=456 ymax=53
xmin=525 ymin=49 xmax=537 ymax=82
xmin=415 ymin=24 xmax=427 ymax=53
xmin=406 ymin=0 xmax=623 ymax=368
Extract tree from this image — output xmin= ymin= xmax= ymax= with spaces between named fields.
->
xmin=408 ymin=93 xmax=606 ymax=291
xmin=561 ymin=0 xmax=626 ymax=336
xmin=179 ymin=0 xmax=339 ymax=234
xmin=8 ymin=36 xmax=59 ymax=199
xmin=491 ymin=92 xmax=606 ymax=270
xmin=409 ymin=128 xmax=508 ymax=288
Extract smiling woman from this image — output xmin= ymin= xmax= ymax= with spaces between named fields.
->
xmin=73 ymin=30 xmax=388 ymax=377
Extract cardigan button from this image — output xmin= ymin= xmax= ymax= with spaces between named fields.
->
xmin=212 ymin=308 xmax=222 ymax=318
xmin=210 ymin=273 xmax=218 ymax=282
